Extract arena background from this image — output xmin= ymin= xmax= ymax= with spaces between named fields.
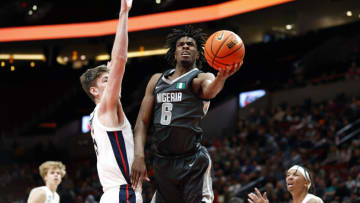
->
xmin=0 ymin=0 xmax=359 ymax=202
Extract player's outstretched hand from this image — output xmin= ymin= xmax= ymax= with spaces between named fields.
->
xmin=217 ymin=61 xmax=242 ymax=80
xmin=248 ymin=188 xmax=269 ymax=203
xmin=121 ymin=0 xmax=133 ymax=12
xmin=130 ymin=157 xmax=149 ymax=189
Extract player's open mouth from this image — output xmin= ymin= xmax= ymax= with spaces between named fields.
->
xmin=181 ymin=52 xmax=190 ymax=56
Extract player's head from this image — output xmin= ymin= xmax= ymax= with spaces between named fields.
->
xmin=39 ymin=161 xmax=66 ymax=186
xmin=80 ymin=64 xmax=109 ymax=103
xmin=286 ymin=165 xmax=312 ymax=194
xmin=165 ymin=25 xmax=207 ymax=69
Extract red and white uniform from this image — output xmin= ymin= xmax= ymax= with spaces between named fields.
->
xmin=90 ymin=105 xmax=142 ymax=203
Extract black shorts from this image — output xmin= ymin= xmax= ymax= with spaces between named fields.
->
xmin=151 ymin=146 xmax=214 ymax=203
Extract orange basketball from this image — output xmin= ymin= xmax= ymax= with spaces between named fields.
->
xmin=204 ymin=30 xmax=245 ymax=71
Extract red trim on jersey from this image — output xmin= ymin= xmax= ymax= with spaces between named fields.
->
xmin=126 ymin=184 xmax=130 ymax=203
xmin=115 ymin=131 xmax=128 ymax=177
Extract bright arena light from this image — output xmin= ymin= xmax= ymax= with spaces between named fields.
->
xmin=0 ymin=54 xmax=46 ymax=61
xmin=96 ymin=48 xmax=169 ymax=61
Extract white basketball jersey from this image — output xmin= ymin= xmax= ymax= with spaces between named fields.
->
xmin=302 ymin=193 xmax=323 ymax=203
xmin=90 ymin=105 xmax=135 ymax=192
xmin=29 ymin=186 xmax=59 ymax=203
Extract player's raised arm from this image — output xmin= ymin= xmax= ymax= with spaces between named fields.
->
xmin=100 ymin=0 xmax=132 ymax=111
xmin=196 ymin=62 xmax=242 ymax=100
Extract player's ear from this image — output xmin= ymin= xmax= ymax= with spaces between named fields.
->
xmin=195 ymin=49 xmax=200 ymax=60
xmin=90 ymin=87 xmax=98 ymax=97
xmin=43 ymin=174 xmax=48 ymax=182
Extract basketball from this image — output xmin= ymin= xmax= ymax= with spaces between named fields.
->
xmin=204 ymin=30 xmax=245 ymax=71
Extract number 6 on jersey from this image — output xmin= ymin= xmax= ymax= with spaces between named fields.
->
xmin=160 ymin=102 xmax=173 ymax=125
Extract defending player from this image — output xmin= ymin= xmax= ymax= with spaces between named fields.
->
xmin=79 ymin=0 xmax=142 ymax=202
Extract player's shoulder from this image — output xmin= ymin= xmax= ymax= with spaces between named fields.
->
xmin=30 ymin=186 xmax=47 ymax=193
xmin=305 ymin=194 xmax=323 ymax=203
xmin=144 ymin=73 xmax=162 ymax=93
xmin=306 ymin=198 xmax=323 ymax=203
xmin=150 ymin=73 xmax=162 ymax=81
xmin=28 ymin=187 xmax=47 ymax=202
xmin=148 ymin=73 xmax=162 ymax=86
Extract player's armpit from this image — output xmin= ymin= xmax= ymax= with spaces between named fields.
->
xmin=27 ymin=189 xmax=46 ymax=203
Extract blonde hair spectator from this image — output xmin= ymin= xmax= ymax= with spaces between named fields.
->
xmin=39 ymin=161 xmax=66 ymax=181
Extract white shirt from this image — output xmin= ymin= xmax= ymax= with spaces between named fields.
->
xmin=29 ymin=186 xmax=59 ymax=203
xmin=90 ymin=105 xmax=135 ymax=192
xmin=302 ymin=193 xmax=324 ymax=203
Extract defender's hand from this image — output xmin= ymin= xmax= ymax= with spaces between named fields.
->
xmin=130 ymin=156 xmax=149 ymax=189
xmin=121 ymin=0 xmax=133 ymax=12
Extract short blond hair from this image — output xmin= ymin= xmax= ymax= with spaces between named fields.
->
xmin=39 ymin=161 xmax=66 ymax=180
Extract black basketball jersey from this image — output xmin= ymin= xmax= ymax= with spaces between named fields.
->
xmin=152 ymin=68 xmax=210 ymax=156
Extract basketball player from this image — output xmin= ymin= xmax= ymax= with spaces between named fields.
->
xmin=248 ymin=165 xmax=323 ymax=203
xmin=130 ymin=26 xmax=242 ymax=203
xmin=27 ymin=161 xmax=66 ymax=203
xmin=79 ymin=0 xmax=142 ymax=202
